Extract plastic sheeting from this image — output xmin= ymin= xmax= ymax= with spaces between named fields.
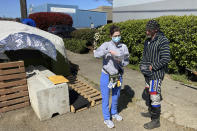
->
xmin=0 ymin=32 xmax=57 ymax=60
xmin=0 ymin=21 xmax=67 ymax=59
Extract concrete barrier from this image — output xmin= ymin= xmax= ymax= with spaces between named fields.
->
xmin=26 ymin=65 xmax=70 ymax=121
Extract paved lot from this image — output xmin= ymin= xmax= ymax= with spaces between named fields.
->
xmin=0 ymin=50 xmax=196 ymax=131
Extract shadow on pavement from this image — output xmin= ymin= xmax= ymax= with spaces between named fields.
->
xmin=118 ymin=85 xmax=135 ymax=113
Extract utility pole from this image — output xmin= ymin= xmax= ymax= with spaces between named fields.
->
xmin=20 ymin=0 xmax=27 ymax=19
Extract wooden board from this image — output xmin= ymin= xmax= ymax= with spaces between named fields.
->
xmin=0 ymin=102 xmax=30 ymax=113
xmin=0 ymin=61 xmax=24 ymax=69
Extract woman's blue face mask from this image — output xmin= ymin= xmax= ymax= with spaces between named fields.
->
xmin=112 ymin=36 xmax=121 ymax=43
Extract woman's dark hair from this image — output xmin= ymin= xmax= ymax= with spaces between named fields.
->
xmin=110 ymin=25 xmax=120 ymax=36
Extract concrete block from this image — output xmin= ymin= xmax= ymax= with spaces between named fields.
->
xmin=26 ymin=65 xmax=70 ymax=121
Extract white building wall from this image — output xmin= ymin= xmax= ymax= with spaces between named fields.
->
xmin=113 ymin=0 xmax=164 ymax=7
xmin=113 ymin=11 xmax=197 ymax=22
xmin=113 ymin=0 xmax=197 ymax=22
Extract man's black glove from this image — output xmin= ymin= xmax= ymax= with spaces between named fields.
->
xmin=140 ymin=62 xmax=152 ymax=77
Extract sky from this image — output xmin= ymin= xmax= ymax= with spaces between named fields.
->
xmin=0 ymin=0 xmax=111 ymax=18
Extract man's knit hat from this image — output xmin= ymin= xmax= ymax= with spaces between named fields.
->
xmin=146 ymin=19 xmax=160 ymax=31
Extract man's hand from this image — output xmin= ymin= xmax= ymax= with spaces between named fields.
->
xmin=149 ymin=65 xmax=152 ymax=71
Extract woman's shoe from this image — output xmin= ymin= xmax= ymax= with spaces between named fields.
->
xmin=112 ymin=114 xmax=123 ymax=121
xmin=104 ymin=120 xmax=115 ymax=128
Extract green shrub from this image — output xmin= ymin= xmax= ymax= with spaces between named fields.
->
xmin=71 ymin=28 xmax=97 ymax=46
xmin=95 ymin=15 xmax=197 ymax=73
xmin=64 ymin=38 xmax=87 ymax=53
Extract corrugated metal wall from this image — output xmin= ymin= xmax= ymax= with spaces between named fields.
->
xmin=113 ymin=0 xmax=197 ymax=22
xmin=77 ymin=10 xmax=106 ymax=28
xmin=29 ymin=4 xmax=48 ymax=14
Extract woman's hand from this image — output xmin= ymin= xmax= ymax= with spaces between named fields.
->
xmin=109 ymin=50 xmax=117 ymax=55
xmin=109 ymin=50 xmax=122 ymax=63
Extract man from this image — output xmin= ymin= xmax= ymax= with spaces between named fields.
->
xmin=140 ymin=19 xmax=171 ymax=129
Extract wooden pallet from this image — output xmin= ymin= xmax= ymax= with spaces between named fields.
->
xmin=0 ymin=61 xmax=30 ymax=113
xmin=67 ymin=76 xmax=102 ymax=112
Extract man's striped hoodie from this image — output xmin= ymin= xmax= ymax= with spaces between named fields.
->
xmin=141 ymin=32 xmax=171 ymax=80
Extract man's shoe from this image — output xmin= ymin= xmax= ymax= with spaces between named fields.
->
xmin=104 ymin=120 xmax=115 ymax=128
xmin=141 ymin=112 xmax=151 ymax=118
xmin=112 ymin=114 xmax=123 ymax=121
xmin=144 ymin=119 xmax=160 ymax=129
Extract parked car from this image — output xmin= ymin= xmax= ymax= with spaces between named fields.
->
xmin=48 ymin=25 xmax=76 ymax=38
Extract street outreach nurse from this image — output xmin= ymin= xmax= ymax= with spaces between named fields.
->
xmin=94 ymin=25 xmax=129 ymax=128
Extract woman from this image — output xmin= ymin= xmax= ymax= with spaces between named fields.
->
xmin=94 ymin=25 xmax=129 ymax=128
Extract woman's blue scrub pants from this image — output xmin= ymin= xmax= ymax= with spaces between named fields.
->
xmin=100 ymin=72 xmax=122 ymax=120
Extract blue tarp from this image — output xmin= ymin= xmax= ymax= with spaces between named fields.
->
xmin=0 ymin=32 xmax=57 ymax=60
xmin=21 ymin=18 xmax=36 ymax=27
